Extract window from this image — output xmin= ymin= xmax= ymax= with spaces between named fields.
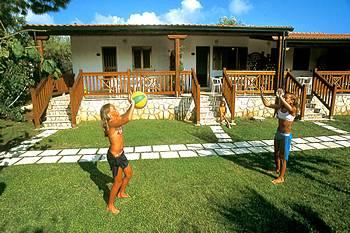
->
xmin=132 ymin=47 xmax=151 ymax=69
xmin=293 ymin=48 xmax=310 ymax=70
xmin=213 ymin=47 xmax=247 ymax=70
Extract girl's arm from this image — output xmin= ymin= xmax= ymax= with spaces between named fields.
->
xmin=260 ymin=86 xmax=279 ymax=109
xmin=279 ymin=95 xmax=297 ymax=115
xmin=108 ymin=93 xmax=135 ymax=128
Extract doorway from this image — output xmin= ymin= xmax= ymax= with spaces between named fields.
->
xmin=196 ymin=46 xmax=210 ymax=86
xmin=102 ymin=47 xmax=117 ymax=71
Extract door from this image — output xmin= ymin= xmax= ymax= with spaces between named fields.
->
xmin=196 ymin=46 xmax=210 ymax=86
xmin=102 ymin=47 xmax=117 ymax=71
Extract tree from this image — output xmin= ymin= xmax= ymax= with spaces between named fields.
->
xmin=0 ymin=0 xmax=70 ymax=29
xmin=218 ymin=16 xmax=244 ymax=26
xmin=0 ymin=24 xmax=62 ymax=121
xmin=44 ymin=36 xmax=72 ymax=73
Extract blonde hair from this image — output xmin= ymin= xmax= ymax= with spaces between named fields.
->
xmin=100 ymin=103 xmax=113 ymax=137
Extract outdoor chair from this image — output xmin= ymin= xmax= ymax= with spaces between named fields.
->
xmin=211 ymin=76 xmax=222 ymax=94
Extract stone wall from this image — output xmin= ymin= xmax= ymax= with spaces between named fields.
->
xmin=310 ymin=93 xmax=350 ymax=117
xmin=233 ymin=96 xmax=276 ymax=118
xmin=77 ymin=95 xmax=193 ymax=124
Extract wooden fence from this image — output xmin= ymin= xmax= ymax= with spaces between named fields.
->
xmin=191 ymin=69 xmax=200 ymax=124
xmin=316 ymin=70 xmax=350 ymax=93
xmin=312 ymin=71 xmax=337 ymax=118
xmin=222 ymin=68 xmax=236 ymax=119
xmin=81 ymin=69 xmax=192 ymax=96
xmin=285 ymin=71 xmax=307 ymax=119
xmin=69 ymin=70 xmax=84 ymax=127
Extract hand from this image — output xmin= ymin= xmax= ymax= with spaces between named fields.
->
xmin=128 ymin=91 xmax=135 ymax=105
xmin=276 ymin=88 xmax=284 ymax=98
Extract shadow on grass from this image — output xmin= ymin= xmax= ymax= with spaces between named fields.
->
xmin=78 ymin=162 xmax=113 ymax=204
xmin=0 ymin=131 xmax=31 ymax=152
xmin=211 ymin=188 xmax=333 ymax=232
xmin=211 ymin=188 xmax=309 ymax=232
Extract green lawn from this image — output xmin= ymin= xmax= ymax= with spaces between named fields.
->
xmin=31 ymin=118 xmax=337 ymax=150
xmin=326 ymin=116 xmax=350 ymax=132
xmin=0 ymin=148 xmax=349 ymax=232
xmin=0 ymin=119 xmax=38 ymax=152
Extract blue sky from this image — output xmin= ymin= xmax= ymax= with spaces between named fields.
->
xmin=26 ymin=0 xmax=350 ymax=33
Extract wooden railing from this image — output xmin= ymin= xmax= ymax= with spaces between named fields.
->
xmin=225 ymin=70 xmax=276 ymax=95
xmin=81 ymin=69 xmax=192 ymax=96
xmin=312 ymin=71 xmax=337 ymax=118
xmin=191 ymin=69 xmax=200 ymax=125
xmin=316 ymin=70 xmax=350 ymax=93
xmin=30 ymin=77 xmax=54 ymax=128
xmin=52 ymin=77 xmax=69 ymax=94
xmin=222 ymin=68 xmax=235 ymax=119
xmin=70 ymin=70 xmax=85 ymax=127
xmin=285 ymin=71 xmax=307 ymax=119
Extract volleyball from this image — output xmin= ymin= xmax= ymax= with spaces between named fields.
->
xmin=131 ymin=91 xmax=147 ymax=109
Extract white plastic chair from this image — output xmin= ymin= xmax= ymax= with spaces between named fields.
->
xmin=211 ymin=76 xmax=222 ymax=94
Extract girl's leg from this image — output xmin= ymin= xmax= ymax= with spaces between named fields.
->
xmin=272 ymin=154 xmax=286 ymax=184
xmin=107 ymin=167 xmax=123 ymax=214
xmin=118 ymin=165 xmax=133 ymax=198
xmin=274 ymin=139 xmax=281 ymax=174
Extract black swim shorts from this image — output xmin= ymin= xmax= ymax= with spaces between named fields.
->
xmin=107 ymin=150 xmax=129 ymax=177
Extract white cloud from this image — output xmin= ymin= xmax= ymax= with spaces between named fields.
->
xmin=229 ymin=0 xmax=252 ymax=15
xmin=127 ymin=12 xmax=162 ymax=24
xmin=91 ymin=0 xmax=203 ymax=25
xmin=25 ymin=10 xmax=54 ymax=24
xmin=92 ymin=13 xmax=126 ymax=24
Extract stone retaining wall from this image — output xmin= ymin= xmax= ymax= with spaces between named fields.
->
xmin=311 ymin=93 xmax=350 ymax=117
xmin=77 ymin=96 xmax=192 ymax=124
xmin=233 ymin=96 xmax=276 ymax=118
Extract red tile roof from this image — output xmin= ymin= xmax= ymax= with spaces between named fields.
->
xmin=289 ymin=32 xmax=350 ymax=40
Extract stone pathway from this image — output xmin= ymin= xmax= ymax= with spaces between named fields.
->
xmin=1 ymin=123 xmax=349 ymax=167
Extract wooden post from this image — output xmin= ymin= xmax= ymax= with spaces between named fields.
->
xmin=330 ymin=85 xmax=337 ymax=119
xmin=276 ymin=36 xmax=282 ymax=89
xmin=34 ymin=35 xmax=49 ymax=62
xmin=168 ymin=35 xmax=187 ymax=97
xmin=30 ymin=88 xmax=40 ymax=128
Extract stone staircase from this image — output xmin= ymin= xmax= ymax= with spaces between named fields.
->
xmin=199 ymin=93 xmax=221 ymax=125
xmin=302 ymin=96 xmax=327 ymax=121
xmin=42 ymin=94 xmax=72 ymax=129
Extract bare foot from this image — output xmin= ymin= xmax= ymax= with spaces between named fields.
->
xmin=117 ymin=192 xmax=130 ymax=198
xmin=106 ymin=205 xmax=120 ymax=215
xmin=272 ymin=177 xmax=285 ymax=185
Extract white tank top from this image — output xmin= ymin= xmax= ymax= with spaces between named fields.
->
xmin=277 ymin=109 xmax=295 ymax=122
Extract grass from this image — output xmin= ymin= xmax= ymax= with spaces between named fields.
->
xmin=0 ymin=119 xmax=38 ymax=152
xmin=326 ymin=116 xmax=350 ymax=132
xmin=31 ymin=118 xmax=337 ymax=150
xmin=0 ymin=148 xmax=349 ymax=232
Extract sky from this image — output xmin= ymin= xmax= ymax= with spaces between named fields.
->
xmin=25 ymin=0 xmax=350 ymax=33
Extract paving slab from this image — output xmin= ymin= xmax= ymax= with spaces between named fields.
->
xmin=37 ymin=156 xmax=62 ymax=164
xmin=218 ymin=138 xmax=233 ymax=142
xmin=80 ymin=154 xmax=101 ymax=162
xmin=321 ymin=141 xmax=343 ymax=148
xmin=333 ymin=129 xmax=348 ymax=134
xmin=342 ymin=135 xmax=350 ymax=139
xmin=125 ymin=153 xmax=140 ymax=160
xmin=135 ymin=146 xmax=152 ymax=153
xmin=178 ymin=150 xmax=198 ymax=158
xmin=233 ymin=141 xmax=251 ymax=148
xmin=202 ymin=143 xmax=221 ymax=149
xmin=261 ymin=140 xmax=274 ymax=146
xmin=307 ymin=143 xmax=330 ymax=150
xmin=160 ymin=151 xmax=179 ymax=159
xmin=124 ymin=147 xmax=134 ymax=153
xmin=58 ymin=155 xmax=81 ymax=163
xmin=248 ymin=147 xmax=268 ymax=153
xmin=294 ymin=144 xmax=315 ymax=150
xmin=0 ymin=158 xmax=22 ymax=166
xmin=303 ymin=137 xmax=321 ymax=143
xmin=290 ymin=145 xmax=301 ymax=151
xmin=78 ymin=148 xmax=98 ymax=155
xmin=215 ymin=134 xmax=231 ymax=139
xmin=186 ymin=144 xmax=204 ymax=150
xmin=141 ymin=152 xmax=160 ymax=160
xmin=292 ymin=138 xmax=308 ymax=144
xmin=328 ymin=135 xmax=348 ymax=141
xmin=218 ymin=143 xmax=235 ymax=149
xmin=152 ymin=145 xmax=170 ymax=152
xmin=20 ymin=151 xmax=43 ymax=157
xmin=335 ymin=141 xmax=350 ymax=147
xmin=170 ymin=144 xmax=187 ymax=151
xmin=14 ymin=157 xmax=41 ymax=165
xmin=99 ymin=154 xmax=107 ymax=161
xmin=97 ymin=148 xmax=109 ymax=155
xmin=263 ymin=146 xmax=275 ymax=152
xmin=214 ymin=148 xmax=234 ymax=156
xmin=316 ymin=136 xmax=335 ymax=142
xmin=231 ymin=148 xmax=251 ymax=154
xmin=249 ymin=141 xmax=267 ymax=147
xmin=59 ymin=149 xmax=80 ymax=156
xmin=40 ymin=150 xmax=62 ymax=156
xmin=197 ymin=149 xmax=217 ymax=157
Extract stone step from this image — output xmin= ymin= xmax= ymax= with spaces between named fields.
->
xmin=46 ymin=115 xmax=71 ymax=121
xmin=47 ymin=104 xmax=70 ymax=110
xmin=46 ymin=110 xmax=71 ymax=116
xmin=50 ymin=100 xmax=70 ymax=106
xmin=42 ymin=120 xmax=72 ymax=129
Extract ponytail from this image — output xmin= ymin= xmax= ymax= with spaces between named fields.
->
xmin=100 ymin=104 xmax=113 ymax=137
